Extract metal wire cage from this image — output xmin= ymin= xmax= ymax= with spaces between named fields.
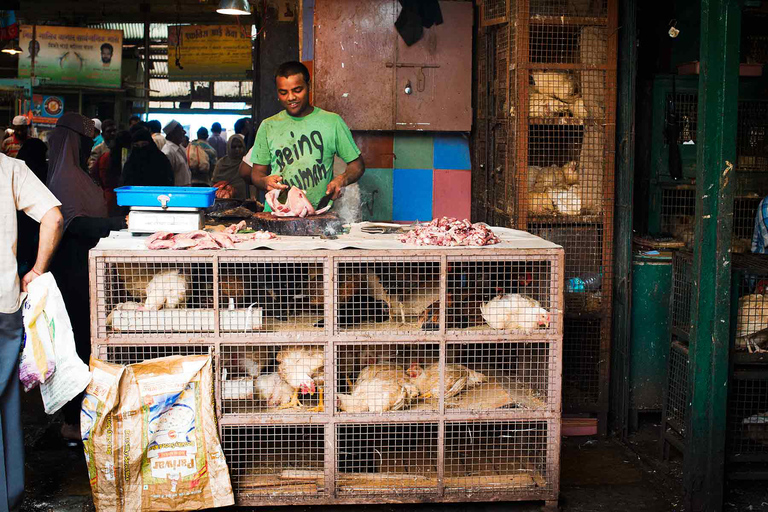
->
xmin=661 ymin=339 xmax=690 ymax=455
xmin=670 ymin=251 xmax=693 ymax=342
xmin=90 ymin=247 xmax=564 ymax=506
xmin=731 ymin=254 xmax=768 ymax=357
xmin=727 ymin=369 xmax=768 ymax=469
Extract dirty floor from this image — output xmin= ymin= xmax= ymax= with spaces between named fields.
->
xmin=19 ymin=396 xmax=767 ymax=512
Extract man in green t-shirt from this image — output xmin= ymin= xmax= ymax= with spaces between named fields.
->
xmin=248 ymin=61 xmax=365 ymax=211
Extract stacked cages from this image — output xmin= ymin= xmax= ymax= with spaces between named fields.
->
xmin=90 ymin=247 xmax=565 ymax=505
xmin=473 ymin=0 xmax=617 ymax=433
xmin=512 ymin=0 xmax=617 ymax=431
xmin=661 ymin=252 xmax=768 ymax=478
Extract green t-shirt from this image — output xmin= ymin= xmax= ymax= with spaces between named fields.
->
xmin=251 ymin=107 xmax=361 ymax=209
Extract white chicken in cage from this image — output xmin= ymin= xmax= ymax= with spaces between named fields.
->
xmin=407 ymin=362 xmax=487 ymax=400
xmin=531 ymin=71 xmax=577 ymax=101
xmin=276 ymin=346 xmax=325 ymax=411
xmin=255 ymin=372 xmax=295 ymax=407
xmin=336 ymin=363 xmax=419 ymax=413
xmin=480 ymin=294 xmax=551 ymax=333
xmin=143 ymin=270 xmax=188 ymax=310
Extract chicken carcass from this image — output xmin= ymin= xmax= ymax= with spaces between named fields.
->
xmin=408 ymin=363 xmax=487 ymax=400
xmin=480 ymin=294 xmax=550 ymax=332
xmin=736 ymin=294 xmax=768 ymax=353
xmin=255 ymin=373 xmax=295 ymax=407
xmin=336 ymin=363 xmax=419 ymax=413
xmin=276 ymin=346 xmax=325 ymax=411
xmin=266 ymin=186 xmax=332 ymax=218
xmin=144 ymin=270 xmax=188 ymax=310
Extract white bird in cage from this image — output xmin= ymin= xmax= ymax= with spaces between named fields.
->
xmin=531 ymin=71 xmax=577 ymax=101
xmin=548 ymin=185 xmax=582 ymax=216
xmin=255 ymin=372 xmax=295 ymax=407
xmin=336 ymin=363 xmax=419 ymax=413
xmin=276 ymin=346 xmax=325 ymax=412
xmin=736 ymin=294 xmax=768 ymax=353
xmin=480 ymin=294 xmax=550 ymax=333
xmin=143 ymin=270 xmax=188 ymax=310
xmin=407 ymin=363 xmax=487 ymax=400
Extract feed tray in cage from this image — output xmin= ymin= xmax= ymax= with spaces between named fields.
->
xmin=107 ymin=306 xmax=263 ymax=333
xmin=220 ymin=344 xmax=326 ymax=414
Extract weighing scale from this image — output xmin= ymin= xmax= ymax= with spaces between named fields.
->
xmin=114 ymin=186 xmax=217 ymax=234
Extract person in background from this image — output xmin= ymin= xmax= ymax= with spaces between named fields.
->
xmin=15 ymin=139 xmax=51 ymax=277
xmin=234 ymin=117 xmax=252 ymax=142
xmin=96 ymin=130 xmax=132 ymax=215
xmin=88 ymin=119 xmax=116 ymax=182
xmin=1 ymin=116 xmax=30 ymax=158
xmin=46 ymin=113 xmax=127 ymax=444
xmin=147 ymin=119 xmax=166 ymax=150
xmin=162 ymin=120 xmax=191 ymax=186
xmin=208 ymin=121 xmax=227 ymax=159
xmin=128 ymin=115 xmax=141 ymax=128
xmin=212 ymin=134 xmax=248 ymax=200
xmin=187 ymin=127 xmax=217 ymax=186
xmin=91 ymin=118 xmax=103 ymax=147
xmin=122 ymin=128 xmax=174 ymax=187
xmin=0 ymin=143 xmax=63 ymax=511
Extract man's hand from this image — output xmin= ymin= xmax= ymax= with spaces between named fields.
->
xmin=21 ymin=268 xmax=41 ymax=292
xmin=326 ymin=176 xmax=346 ymax=200
xmin=264 ymin=174 xmax=289 ymax=192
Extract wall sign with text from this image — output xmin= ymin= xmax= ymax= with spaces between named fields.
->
xmin=168 ymin=25 xmax=252 ymax=82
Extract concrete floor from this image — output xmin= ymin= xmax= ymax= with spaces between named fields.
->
xmin=17 ymin=395 xmax=767 ymax=512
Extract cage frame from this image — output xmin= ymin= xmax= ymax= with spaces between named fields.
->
xmin=90 ymin=246 xmax=564 ymax=505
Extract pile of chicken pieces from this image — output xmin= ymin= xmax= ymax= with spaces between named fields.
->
xmin=223 ymin=345 xmax=489 ymax=414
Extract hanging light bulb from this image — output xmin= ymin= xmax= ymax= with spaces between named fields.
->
xmin=2 ymin=40 xmax=23 ymax=55
xmin=217 ymin=0 xmax=251 ymax=15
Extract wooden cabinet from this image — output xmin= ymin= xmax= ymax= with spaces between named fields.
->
xmin=313 ymin=0 xmax=472 ymax=131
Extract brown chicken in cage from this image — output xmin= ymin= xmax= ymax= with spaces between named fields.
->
xmin=276 ymin=346 xmax=325 ymax=411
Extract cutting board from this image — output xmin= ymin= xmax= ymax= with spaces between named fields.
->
xmin=249 ymin=212 xmax=344 ymax=236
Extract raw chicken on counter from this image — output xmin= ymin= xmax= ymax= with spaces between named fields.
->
xmin=336 ymin=363 xmax=419 ymax=413
xmin=276 ymin=346 xmax=325 ymax=411
xmin=399 ymin=217 xmax=501 ymax=247
xmin=265 ymin=186 xmax=332 ymax=218
xmin=144 ymin=221 xmax=276 ymax=250
xmin=480 ymin=293 xmax=551 ymax=333
xmin=407 ymin=362 xmax=487 ymax=400
xmin=214 ymin=180 xmax=235 ymax=199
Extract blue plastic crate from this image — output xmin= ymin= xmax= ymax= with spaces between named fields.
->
xmin=115 ymin=186 xmax=217 ymax=208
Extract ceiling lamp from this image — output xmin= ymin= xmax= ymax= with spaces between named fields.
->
xmin=217 ymin=0 xmax=251 ymax=15
xmin=2 ymin=41 xmax=22 ymax=55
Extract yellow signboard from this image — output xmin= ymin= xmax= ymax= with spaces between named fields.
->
xmin=18 ymin=25 xmax=122 ymax=88
xmin=167 ymin=25 xmax=252 ymax=82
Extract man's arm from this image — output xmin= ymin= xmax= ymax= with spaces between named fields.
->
xmin=326 ymin=156 xmax=365 ymax=199
xmin=250 ymin=163 xmax=288 ymax=192
xmin=21 ymin=206 xmax=64 ymax=291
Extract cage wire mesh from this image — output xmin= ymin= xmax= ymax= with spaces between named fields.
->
xmin=665 ymin=91 xmax=698 ymax=145
xmin=728 ymin=371 xmax=768 ymax=460
xmin=528 ymin=0 xmax=608 ymax=17
xmin=220 ymin=344 xmax=326 ymax=413
xmin=561 ymin=318 xmax=601 ymax=406
xmin=663 ymin=339 xmax=690 ymax=441
xmin=444 ymin=421 xmax=553 ymax=493
xmin=218 ymin=257 xmax=326 ymax=335
xmin=222 ymin=425 xmax=326 ymax=498
xmin=737 ymin=100 xmax=768 ymax=173
xmin=660 ymin=186 xmax=695 ymax=246
xmin=670 ymin=251 xmax=693 ymax=341
xmin=92 ymin=249 xmax=563 ymax=503
xmin=335 ymin=423 xmax=439 ymax=494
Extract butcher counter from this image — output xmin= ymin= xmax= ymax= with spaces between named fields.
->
xmin=88 ymin=223 xmax=565 ymax=508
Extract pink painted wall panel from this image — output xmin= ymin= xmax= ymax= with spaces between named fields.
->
xmin=433 ymin=169 xmax=471 ymax=220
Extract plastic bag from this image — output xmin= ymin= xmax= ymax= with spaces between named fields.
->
xmin=82 ymin=354 xmax=234 ymax=512
xmin=21 ymin=272 xmax=91 ymax=413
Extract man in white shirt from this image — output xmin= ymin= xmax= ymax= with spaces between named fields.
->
xmin=161 ymin=120 xmax=191 ymax=186
xmin=0 ymin=153 xmax=63 ymax=510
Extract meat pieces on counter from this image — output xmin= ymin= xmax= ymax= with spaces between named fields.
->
xmin=399 ymin=217 xmax=501 ymax=247
xmin=145 ymin=222 xmax=276 ymax=250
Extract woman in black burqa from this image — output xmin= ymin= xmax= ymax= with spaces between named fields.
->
xmin=16 ymin=138 xmax=49 ymax=275
xmin=46 ymin=113 xmax=127 ymax=444
xmin=121 ymin=126 xmax=174 ymax=186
